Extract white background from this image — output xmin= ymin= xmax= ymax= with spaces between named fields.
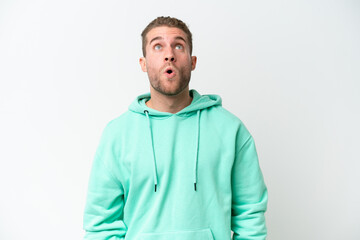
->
xmin=0 ymin=0 xmax=359 ymax=239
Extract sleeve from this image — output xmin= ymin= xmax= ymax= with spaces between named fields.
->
xmin=231 ymin=135 xmax=268 ymax=240
xmin=83 ymin=127 xmax=127 ymax=239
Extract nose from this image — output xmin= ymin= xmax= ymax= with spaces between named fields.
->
xmin=165 ymin=56 xmax=175 ymax=62
xmin=164 ymin=48 xmax=176 ymax=62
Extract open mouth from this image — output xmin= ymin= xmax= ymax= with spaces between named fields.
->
xmin=164 ymin=67 xmax=176 ymax=78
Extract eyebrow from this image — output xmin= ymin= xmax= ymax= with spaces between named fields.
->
xmin=149 ymin=36 xmax=187 ymax=45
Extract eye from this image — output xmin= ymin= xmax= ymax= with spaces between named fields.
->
xmin=154 ymin=44 xmax=162 ymax=50
xmin=175 ymin=44 xmax=183 ymax=50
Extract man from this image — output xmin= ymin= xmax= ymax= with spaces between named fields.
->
xmin=83 ymin=16 xmax=268 ymax=240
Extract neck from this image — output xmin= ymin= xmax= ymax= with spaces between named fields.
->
xmin=146 ymin=87 xmax=193 ymax=114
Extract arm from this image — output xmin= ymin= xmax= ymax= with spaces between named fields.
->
xmin=83 ymin=123 xmax=127 ymax=239
xmin=231 ymin=135 xmax=268 ymax=240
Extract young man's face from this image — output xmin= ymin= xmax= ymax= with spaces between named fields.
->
xmin=140 ymin=26 xmax=197 ymax=96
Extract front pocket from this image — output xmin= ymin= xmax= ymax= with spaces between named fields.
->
xmin=138 ymin=228 xmax=214 ymax=240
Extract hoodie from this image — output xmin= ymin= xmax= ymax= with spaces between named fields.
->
xmin=83 ymin=89 xmax=268 ymax=240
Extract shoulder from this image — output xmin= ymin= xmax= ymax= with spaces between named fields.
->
xmin=105 ymin=111 xmax=132 ymax=128
xmin=208 ymin=105 xmax=253 ymax=144
xmin=208 ymin=105 xmax=247 ymax=128
xmin=98 ymin=111 xmax=134 ymax=140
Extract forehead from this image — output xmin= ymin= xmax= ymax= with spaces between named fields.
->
xmin=146 ymin=26 xmax=187 ymax=43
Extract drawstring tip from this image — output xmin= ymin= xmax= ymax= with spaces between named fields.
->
xmin=194 ymin=183 xmax=197 ymax=191
xmin=155 ymin=184 xmax=157 ymax=192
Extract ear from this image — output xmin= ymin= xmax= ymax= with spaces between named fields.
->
xmin=139 ymin=57 xmax=147 ymax=72
xmin=191 ymin=56 xmax=197 ymax=71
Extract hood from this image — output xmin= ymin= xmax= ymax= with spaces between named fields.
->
xmin=128 ymin=89 xmax=222 ymax=117
xmin=128 ymin=89 xmax=222 ymax=192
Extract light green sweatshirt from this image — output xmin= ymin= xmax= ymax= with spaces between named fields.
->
xmin=83 ymin=89 xmax=268 ymax=240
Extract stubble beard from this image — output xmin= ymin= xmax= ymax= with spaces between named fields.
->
xmin=148 ymin=66 xmax=191 ymax=96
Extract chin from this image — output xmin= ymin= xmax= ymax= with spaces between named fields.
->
xmin=150 ymin=77 xmax=189 ymax=96
xmin=156 ymin=86 xmax=185 ymax=96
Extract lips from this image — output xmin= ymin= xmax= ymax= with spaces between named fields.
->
xmin=163 ymin=66 xmax=176 ymax=79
